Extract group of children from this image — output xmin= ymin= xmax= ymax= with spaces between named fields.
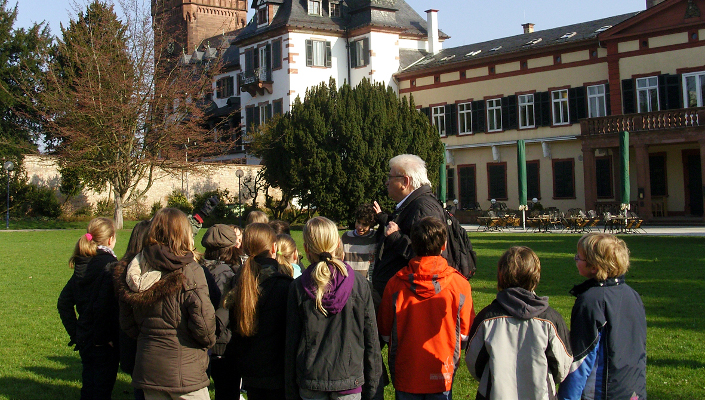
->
xmin=58 ymin=205 xmax=646 ymax=400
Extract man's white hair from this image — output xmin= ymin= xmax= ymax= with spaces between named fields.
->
xmin=389 ymin=154 xmax=431 ymax=190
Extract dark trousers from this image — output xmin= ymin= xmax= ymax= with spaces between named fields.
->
xmin=79 ymin=344 xmax=120 ymax=400
xmin=210 ymin=356 xmax=241 ymax=400
xmin=245 ymin=387 xmax=285 ymax=400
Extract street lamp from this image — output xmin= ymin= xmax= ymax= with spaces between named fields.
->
xmin=4 ymin=161 xmax=15 ymax=229
xmin=236 ymin=169 xmax=244 ymax=225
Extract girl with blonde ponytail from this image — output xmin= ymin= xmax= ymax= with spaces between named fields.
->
xmin=58 ymin=217 xmax=120 ymax=399
xmin=285 ymin=216 xmax=382 ymax=400
xmin=223 ymin=223 xmax=292 ymax=400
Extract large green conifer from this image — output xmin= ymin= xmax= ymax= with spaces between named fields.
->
xmin=252 ymin=78 xmax=443 ymax=225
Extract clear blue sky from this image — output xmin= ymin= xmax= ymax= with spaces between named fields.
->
xmin=13 ymin=0 xmax=646 ymax=49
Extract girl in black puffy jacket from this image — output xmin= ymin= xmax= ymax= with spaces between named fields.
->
xmin=57 ymin=217 xmax=119 ymax=400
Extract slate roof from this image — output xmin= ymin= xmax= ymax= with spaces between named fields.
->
xmin=234 ymin=0 xmax=448 ymax=44
xmin=399 ymin=12 xmax=641 ymax=75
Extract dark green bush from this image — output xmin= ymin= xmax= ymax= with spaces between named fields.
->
xmin=151 ymin=201 xmax=163 ymax=217
xmin=25 ymin=186 xmax=61 ymax=218
xmin=167 ymin=190 xmax=193 ymax=214
xmin=192 ymin=189 xmax=233 ymax=220
xmin=95 ymin=198 xmax=114 ymax=217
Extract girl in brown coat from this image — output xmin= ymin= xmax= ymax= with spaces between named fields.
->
xmin=115 ymin=208 xmax=216 ymax=400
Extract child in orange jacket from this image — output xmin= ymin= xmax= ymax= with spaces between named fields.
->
xmin=377 ymin=216 xmax=474 ymax=399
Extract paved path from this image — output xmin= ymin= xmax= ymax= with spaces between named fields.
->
xmin=462 ymin=224 xmax=705 ymax=236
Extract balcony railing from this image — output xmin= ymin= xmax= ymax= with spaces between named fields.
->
xmin=580 ymin=107 xmax=705 ymax=136
xmin=239 ymin=67 xmax=273 ymax=97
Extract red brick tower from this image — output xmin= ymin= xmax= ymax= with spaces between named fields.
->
xmin=152 ymin=0 xmax=248 ymax=56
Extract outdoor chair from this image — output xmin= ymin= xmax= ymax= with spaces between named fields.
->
xmin=603 ymin=212 xmax=615 ymax=233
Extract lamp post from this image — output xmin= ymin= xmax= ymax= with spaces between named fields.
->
xmin=3 ymin=161 xmax=15 ymax=229
xmin=236 ymin=169 xmax=244 ymax=225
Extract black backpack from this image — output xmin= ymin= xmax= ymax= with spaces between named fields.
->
xmin=441 ymin=206 xmax=478 ymax=279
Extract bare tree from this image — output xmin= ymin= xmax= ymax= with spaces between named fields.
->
xmin=37 ymin=0 xmax=228 ymax=228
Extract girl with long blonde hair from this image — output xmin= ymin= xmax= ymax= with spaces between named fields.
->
xmin=58 ymin=217 xmax=120 ymax=400
xmin=223 ymin=222 xmax=292 ymax=400
xmin=285 ymin=216 xmax=382 ymax=400
xmin=275 ymin=234 xmax=302 ymax=278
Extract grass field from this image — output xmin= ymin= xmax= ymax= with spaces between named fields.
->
xmin=0 ymin=228 xmax=703 ymax=399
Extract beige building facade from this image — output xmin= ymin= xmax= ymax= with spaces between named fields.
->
xmin=396 ymin=0 xmax=705 ymax=221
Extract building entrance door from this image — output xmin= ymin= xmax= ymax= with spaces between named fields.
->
xmin=683 ymin=150 xmax=703 ymax=216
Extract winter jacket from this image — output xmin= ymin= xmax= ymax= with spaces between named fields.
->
xmin=377 ymin=255 xmax=474 ymax=394
xmin=285 ymin=262 xmax=381 ymax=400
xmin=224 ymin=256 xmax=292 ymax=390
xmin=372 ymin=185 xmax=446 ymax=298
xmin=557 ymin=276 xmax=646 ymax=400
xmin=465 ymin=287 xmax=572 ymax=400
xmin=57 ymin=250 xmax=119 ymax=351
xmin=115 ymin=245 xmax=216 ymax=394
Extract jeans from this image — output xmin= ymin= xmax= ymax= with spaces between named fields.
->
xmin=394 ymin=390 xmax=452 ymax=400
xmin=210 ymin=356 xmax=241 ymax=400
xmin=79 ymin=344 xmax=120 ymax=400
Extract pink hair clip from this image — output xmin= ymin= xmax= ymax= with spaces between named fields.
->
xmin=85 ymin=233 xmax=93 ymax=241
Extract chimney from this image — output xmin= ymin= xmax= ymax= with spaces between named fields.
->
xmin=425 ymin=9 xmax=440 ymax=55
xmin=646 ymin=0 xmax=666 ymax=7
xmin=522 ymin=23 xmax=535 ymax=34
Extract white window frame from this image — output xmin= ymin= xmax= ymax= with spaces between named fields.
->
xmin=330 ymin=1 xmax=340 ymax=17
xmin=259 ymin=104 xmax=268 ymax=126
xmin=311 ymin=40 xmax=326 ymax=67
xmin=683 ymin=71 xmax=705 ymax=108
xmin=458 ymin=102 xmax=472 ymax=135
xmin=552 ymin=89 xmax=570 ymax=125
xmin=587 ymin=84 xmax=607 ymax=118
xmin=432 ymin=105 xmax=446 ymax=136
xmin=308 ymin=0 xmax=321 ymax=15
xmin=636 ymin=76 xmax=659 ymax=113
xmin=487 ymin=98 xmax=502 ymax=132
xmin=354 ymin=39 xmax=366 ymax=67
xmin=518 ymin=94 xmax=535 ymax=128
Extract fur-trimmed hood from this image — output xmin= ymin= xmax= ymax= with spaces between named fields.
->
xmin=114 ymin=252 xmax=187 ymax=308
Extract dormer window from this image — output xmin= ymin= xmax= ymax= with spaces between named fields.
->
xmin=330 ymin=1 xmax=340 ymax=17
xmin=524 ymin=38 xmax=542 ymax=46
xmin=257 ymin=6 xmax=267 ymax=25
xmin=490 ymin=46 xmax=502 ymax=52
xmin=441 ymin=55 xmax=455 ymax=61
xmin=595 ymin=25 xmax=612 ymax=33
xmin=465 ymin=50 xmax=481 ymax=57
xmin=308 ymin=0 xmax=321 ymax=15
xmin=559 ymin=32 xmax=576 ymax=40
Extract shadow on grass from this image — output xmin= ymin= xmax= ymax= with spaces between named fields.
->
xmin=648 ymin=357 xmax=705 ymax=369
xmin=10 ymin=355 xmax=134 ymax=400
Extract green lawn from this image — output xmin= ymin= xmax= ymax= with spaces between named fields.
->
xmin=0 ymin=229 xmax=703 ymax=399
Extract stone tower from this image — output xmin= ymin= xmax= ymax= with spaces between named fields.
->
xmin=152 ymin=0 xmax=248 ymax=55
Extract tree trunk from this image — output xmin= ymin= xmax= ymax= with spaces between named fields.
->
xmin=113 ymin=191 xmax=124 ymax=229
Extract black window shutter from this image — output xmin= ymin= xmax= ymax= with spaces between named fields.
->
xmin=420 ymin=107 xmax=431 ymax=122
xmin=471 ymin=100 xmax=486 ymax=133
xmin=246 ymin=107 xmax=254 ymax=130
xmin=605 ymin=83 xmax=611 ymax=116
xmin=569 ymin=86 xmax=586 ymax=123
xmin=537 ymin=92 xmax=551 ymax=126
xmin=253 ymin=106 xmax=260 ymax=128
xmin=272 ymin=40 xmax=281 ymax=69
xmin=445 ymin=104 xmax=457 ymax=135
xmin=267 ymin=103 xmax=273 ymax=120
xmin=273 ymin=101 xmax=283 ymax=116
xmin=265 ymin=43 xmax=272 ymax=71
xmin=245 ymin=49 xmax=254 ymax=72
xmin=660 ymin=74 xmax=682 ymax=110
xmin=363 ymin=38 xmax=370 ymax=66
xmin=501 ymin=95 xmax=517 ymax=130
xmin=325 ymin=41 xmax=332 ymax=67
xmin=350 ymin=41 xmax=357 ymax=68
xmin=622 ymin=79 xmax=635 ymax=114
xmin=254 ymin=48 xmax=259 ymax=69
xmin=306 ymin=40 xmax=313 ymax=66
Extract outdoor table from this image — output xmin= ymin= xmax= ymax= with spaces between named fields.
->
xmin=477 ymin=216 xmax=502 ymax=232
xmin=527 ymin=216 xmax=552 ymax=233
